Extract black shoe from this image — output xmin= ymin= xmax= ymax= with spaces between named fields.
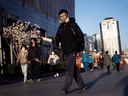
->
xmin=76 ymin=86 xmax=87 ymax=92
xmin=60 ymin=89 xmax=68 ymax=94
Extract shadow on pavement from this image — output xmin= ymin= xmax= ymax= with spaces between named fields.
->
xmin=86 ymin=72 xmax=112 ymax=90
xmin=116 ymin=75 xmax=128 ymax=96
xmin=123 ymin=75 xmax=128 ymax=96
xmin=0 ymin=71 xmax=66 ymax=86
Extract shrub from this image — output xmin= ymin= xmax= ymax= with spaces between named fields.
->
xmin=8 ymin=64 xmax=15 ymax=75
xmin=7 ymin=62 xmax=67 ymax=76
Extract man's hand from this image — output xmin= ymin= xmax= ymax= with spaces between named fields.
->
xmin=15 ymin=63 xmax=18 ymax=66
xmin=59 ymin=42 xmax=61 ymax=48
xmin=35 ymin=59 xmax=39 ymax=62
xmin=28 ymin=61 xmax=30 ymax=64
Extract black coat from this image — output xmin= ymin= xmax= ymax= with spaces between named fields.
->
xmin=55 ymin=18 xmax=84 ymax=55
xmin=99 ymin=57 xmax=104 ymax=63
xmin=27 ymin=45 xmax=40 ymax=61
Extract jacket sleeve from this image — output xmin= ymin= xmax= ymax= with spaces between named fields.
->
xmin=55 ymin=27 xmax=61 ymax=46
xmin=37 ymin=47 xmax=41 ymax=60
xmin=119 ymin=55 xmax=122 ymax=61
xmin=47 ymin=56 xmax=51 ymax=64
xmin=74 ymin=23 xmax=84 ymax=47
xmin=27 ymin=48 xmax=30 ymax=61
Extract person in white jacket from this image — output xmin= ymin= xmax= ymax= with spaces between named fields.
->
xmin=48 ymin=51 xmax=60 ymax=77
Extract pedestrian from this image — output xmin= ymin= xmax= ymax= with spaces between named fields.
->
xmin=16 ymin=45 xmax=28 ymax=82
xmin=55 ymin=9 xmax=86 ymax=94
xmin=81 ymin=50 xmax=89 ymax=73
xmin=27 ymin=38 xmax=41 ymax=82
xmin=76 ymin=53 xmax=82 ymax=71
xmin=89 ymin=54 xmax=94 ymax=71
xmin=120 ymin=56 xmax=124 ymax=68
xmin=48 ymin=51 xmax=60 ymax=77
xmin=104 ymin=51 xmax=111 ymax=73
xmin=112 ymin=51 xmax=122 ymax=72
xmin=99 ymin=55 xmax=104 ymax=69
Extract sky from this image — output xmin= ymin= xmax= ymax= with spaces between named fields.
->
xmin=75 ymin=0 xmax=128 ymax=49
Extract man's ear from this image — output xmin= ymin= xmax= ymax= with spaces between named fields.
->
xmin=68 ymin=14 xmax=69 ymax=17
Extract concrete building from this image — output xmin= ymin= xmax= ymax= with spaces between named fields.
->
xmin=99 ymin=17 xmax=122 ymax=56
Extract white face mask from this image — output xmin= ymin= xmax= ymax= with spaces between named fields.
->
xmin=83 ymin=52 xmax=85 ymax=53
xmin=60 ymin=17 xmax=67 ymax=23
xmin=52 ymin=52 xmax=54 ymax=55
xmin=22 ymin=48 xmax=25 ymax=51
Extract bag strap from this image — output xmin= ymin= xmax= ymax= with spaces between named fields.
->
xmin=70 ymin=23 xmax=76 ymax=36
xmin=60 ymin=23 xmax=76 ymax=43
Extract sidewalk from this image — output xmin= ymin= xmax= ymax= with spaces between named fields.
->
xmin=0 ymin=65 xmax=128 ymax=96
xmin=0 ymin=71 xmax=63 ymax=85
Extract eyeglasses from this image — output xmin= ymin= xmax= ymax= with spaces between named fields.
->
xmin=60 ymin=15 xmax=67 ymax=18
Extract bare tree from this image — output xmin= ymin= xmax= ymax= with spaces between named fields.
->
xmin=3 ymin=20 xmax=41 ymax=58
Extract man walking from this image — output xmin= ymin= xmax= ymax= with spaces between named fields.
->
xmin=99 ymin=54 xmax=104 ymax=69
xmin=81 ymin=50 xmax=89 ymax=73
xmin=28 ymin=38 xmax=41 ymax=82
xmin=55 ymin=9 xmax=86 ymax=94
xmin=112 ymin=51 xmax=122 ymax=72
xmin=104 ymin=51 xmax=111 ymax=73
xmin=89 ymin=54 xmax=94 ymax=71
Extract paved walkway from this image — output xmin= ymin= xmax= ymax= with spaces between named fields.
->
xmin=0 ymin=65 xmax=128 ymax=96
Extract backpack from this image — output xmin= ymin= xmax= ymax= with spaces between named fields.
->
xmin=70 ymin=23 xmax=85 ymax=52
xmin=59 ymin=23 xmax=85 ymax=52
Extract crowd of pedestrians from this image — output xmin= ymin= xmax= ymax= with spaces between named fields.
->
xmin=15 ymin=9 xmax=125 ymax=95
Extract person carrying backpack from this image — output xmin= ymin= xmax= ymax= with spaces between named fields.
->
xmin=55 ymin=9 xmax=86 ymax=94
xmin=81 ymin=50 xmax=89 ymax=73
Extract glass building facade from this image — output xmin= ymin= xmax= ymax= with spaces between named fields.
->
xmin=0 ymin=0 xmax=75 ymax=37
xmin=0 ymin=0 xmax=75 ymax=65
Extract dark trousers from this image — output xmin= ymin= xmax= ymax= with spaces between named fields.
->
xmin=100 ymin=62 xmax=103 ymax=68
xmin=107 ymin=65 xmax=110 ymax=72
xmin=64 ymin=51 xmax=86 ymax=91
xmin=52 ymin=65 xmax=58 ymax=74
xmin=116 ymin=63 xmax=120 ymax=72
xmin=89 ymin=63 xmax=93 ymax=70
xmin=30 ymin=60 xmax=41 ymax=79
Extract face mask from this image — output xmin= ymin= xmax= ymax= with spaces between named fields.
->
xmin=22 ymin=48 xmax=25 ymax=51
xmin=83 ymin=52 xmax=85 ymax=53
xmin=52 ymin=52 xmax=54 ymax=55
xmin=61 ymin=17 xmax=66 ymax=23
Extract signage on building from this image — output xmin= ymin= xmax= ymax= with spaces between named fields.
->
xmin=42 ymin=37 xmax=52 ymax=42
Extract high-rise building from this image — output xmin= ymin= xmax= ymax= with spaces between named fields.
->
xmin=86 ymin=36 xmax=94 ymax=54
xmin=99 ymin=17 xmax=122 ymax=56
xmin=93 ymin=34 xmax=101 ymax=53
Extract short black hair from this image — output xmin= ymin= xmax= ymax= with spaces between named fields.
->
xmin=106 ymin=51 xmax=108 ymax=54
xmin=31 ymin=38 xmax=37 ymax=42
xmin=21 ymin=45 xmax=27 ymax=50
xmin=58 ymin=9 xmax=68 ymax=15
xmin=115 ymin=51 xmax=117 ymax=54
